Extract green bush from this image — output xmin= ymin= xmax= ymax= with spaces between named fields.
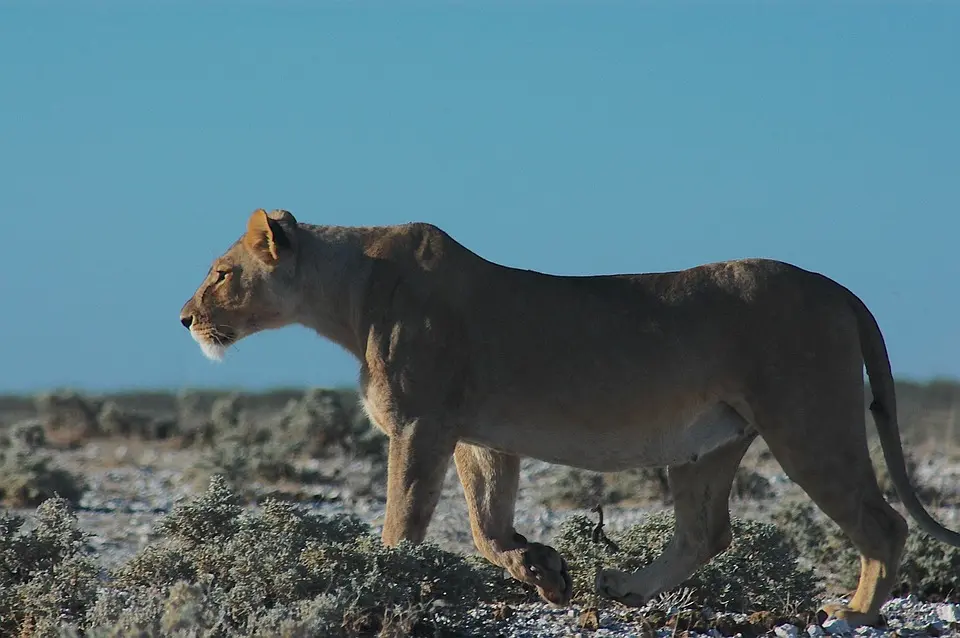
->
xmin=870 ymin=443 xmax=946 ymax=505
xmin=35 ymin=390 xmax=102 ymax=436
xmin=276 ymin=388 xmax=386 ymax=461
xmin=3 ymin=419 xmax=47 ymax=448
xmin=542 ymin=465 xmax=772 ymax=509
xmin=83 ymin=475 xmax=523 ymax=636
xmin=731 ymin=467 xmax=773 ymax=500
xmin=0 ymin=437 xmax=86 ymax=507
xmin=772 ymin=502 xmax=860 ymax=591
xmin=184 ymin=394 xmax=307 ymax=493
xmin=181 ymin=389 xmax=385 ymax=459
xmin=554 ymin=511 xmax=823 ymax=614
xmin=33 ymin=390 xmax=178 ymax=443
xmin=773 ymin=500 xmax=960 ymax=602
xmin=189 ymin=438 xmax=310 ymax=493
xmin=541 ymin=467 xmax=671 ymax=509
xmin=898 ymin=529 xmax=960 ymax=601
xmin=0 ymin=498 xmax=100 ymax=637
xmin=185 ymin=389 xmax=386 ymax=497
xmin=96 ymin=400 xmax=179 ymax=440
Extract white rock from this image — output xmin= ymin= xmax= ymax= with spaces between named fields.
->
xmin=775 ymin=624 xmax=799 ymax=638
xmin=806 ymin=625 xmax=826 ymax=638
xmin=822 ymin=618 xmax=851 ymax=635
xmin=938 ymin=603 xmax=960 ymax=624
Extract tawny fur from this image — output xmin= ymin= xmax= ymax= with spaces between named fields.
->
xmin=180 ymin=209 xmax=960 ymax=626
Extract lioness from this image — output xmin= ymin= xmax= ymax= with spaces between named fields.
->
xmin=180 ymin=209 xmax=960 ymax=626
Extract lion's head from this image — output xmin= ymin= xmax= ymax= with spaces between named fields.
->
xmin=179 ymin=209 xmax=301 ymax=361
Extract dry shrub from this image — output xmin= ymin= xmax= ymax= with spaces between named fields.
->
xmin=774 ymin=500 xmax=960 ymax=602
xmin=0 ymin=429 xmax=85 ymax=507
xmin=0 ymin=498 xmax=99 ymax=637
xmin=83 ymin=475 xmax=523 ymax=636
xmin=554 ymin=511 xmax=822 ymax=615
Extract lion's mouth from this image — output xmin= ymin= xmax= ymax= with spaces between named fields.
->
xmin=210 ymin=326 xmax=237 ymax=345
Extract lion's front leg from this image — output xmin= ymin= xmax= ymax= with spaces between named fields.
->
xmin=381 ymin=419 xmax=457 ymax=546
xmin=454 ymin=442 xmax=572 ymax=606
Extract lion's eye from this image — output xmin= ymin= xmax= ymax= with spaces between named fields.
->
xmin=215 ymin=270 xmax=231 ymax=283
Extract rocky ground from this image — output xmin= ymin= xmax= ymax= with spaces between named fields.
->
xmin=8 ymin=430 xmax=960 ymax=638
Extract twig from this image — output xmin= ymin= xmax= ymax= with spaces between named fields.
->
xmin=579 ymin=502 xmax=623 ymax=632
xmin=590 ymin=503 xmax=620 ymax=553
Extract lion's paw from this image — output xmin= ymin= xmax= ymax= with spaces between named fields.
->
xmin=816 ymin=604 xmax=883 ymax=629
xmin=505 ymin=542 xmax=572 ymax=606
xmin=596 ymin=568 xmax=646 ymax=607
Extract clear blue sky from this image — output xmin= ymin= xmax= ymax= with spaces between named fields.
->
xmin=1 ymin=4 xmax=958 ymax=393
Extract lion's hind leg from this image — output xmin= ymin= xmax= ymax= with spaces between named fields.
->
xmin=756 ymin=391 xmax=908 ymax=627
xmin=596 ymin=435 xmax=755 ymax=607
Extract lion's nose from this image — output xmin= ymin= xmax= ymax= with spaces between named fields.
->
xmin=180 ymin=314 xmax=193 ymax=330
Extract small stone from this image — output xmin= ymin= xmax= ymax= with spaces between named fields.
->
xmin=822 ymin=618 xmax=851 ymax=635
xmin=807 ymin=625 xmax=826 ymax=638
xmin=138 ymin=448 xmax=158 ymax=466
xmin=492 ymin=603 xmax=513 ymax=621
xmin=937 ymin=604 xmax=960 ymax=624
xmin=646 ymin=610 xmax=667 ymax=627
xmin=578 ymin=607 xmax=600 ymax=630
xmin=747 ymin=611 xmax=778 ymax=632
xmin=776 ymin=624 xmax=800 ymax=638
xmin=670 ymin=610 xmax=706 ymax=632
xmin=637 ymin=625 xmax=657 ymax=638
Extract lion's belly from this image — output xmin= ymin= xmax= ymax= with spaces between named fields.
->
xmin=459 ymin=402 xmax=750 ymax=472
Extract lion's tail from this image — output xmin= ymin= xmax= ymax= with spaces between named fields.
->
xmin=849 ymin=290 xmax=960 ymax=546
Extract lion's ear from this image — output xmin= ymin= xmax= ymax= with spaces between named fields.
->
xmin=243 ymin=208 xmax=292 ymax=265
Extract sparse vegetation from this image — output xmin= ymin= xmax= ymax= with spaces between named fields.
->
xmin=554 ymin=511 xmax=823 ymax=615
xmin=22 ymin=387 xmax=389 ymax=499
xmin=897 ymin=528 xmax=960 ymax=601
xmin=0 ymin=423 xmax=86 ymax=507
xmin=540 ymin=467 xmax=671 ymax=509
xmin=1 ymin=379 xmax=960 ymax=635
xmin=774 ymin=500 xmax=960 ymax=601
xmin=731 ymin=467 xmax=774 ymax=500
xmin=869 ymin=442 xmax=950 ymax=506
xmin=0 ymin=498 xmax=99 ymax=637
xmin=183 ymin=390 xmax=386 ymax=497
xmin=542 ymin=465 xmax=772 ymax=509
xmin=34 ymin=390 xmax=178 ymax=444
xmin=52 ymin=476 xmax=520 ymax=637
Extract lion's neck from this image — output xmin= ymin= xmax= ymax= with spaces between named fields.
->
xmin=292 ymin=225 xmax=375 ymax=360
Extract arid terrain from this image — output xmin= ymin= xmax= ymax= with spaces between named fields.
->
xmin=2 ymin=381 xmax=960 ymax=637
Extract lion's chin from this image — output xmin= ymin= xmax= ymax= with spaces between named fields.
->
xmin=198 ymin=340 xmax=228 ymax=362
xmin=190 ymin=331 xmax=230 ymax=362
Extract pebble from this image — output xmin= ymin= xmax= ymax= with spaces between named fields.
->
xmin=776 ymin=624 xmax=800 ymax=638
xmin=938 ymin=604 xmax=960 ymax=624
xmin=823 ymin=618 xmax=852 ymax=635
